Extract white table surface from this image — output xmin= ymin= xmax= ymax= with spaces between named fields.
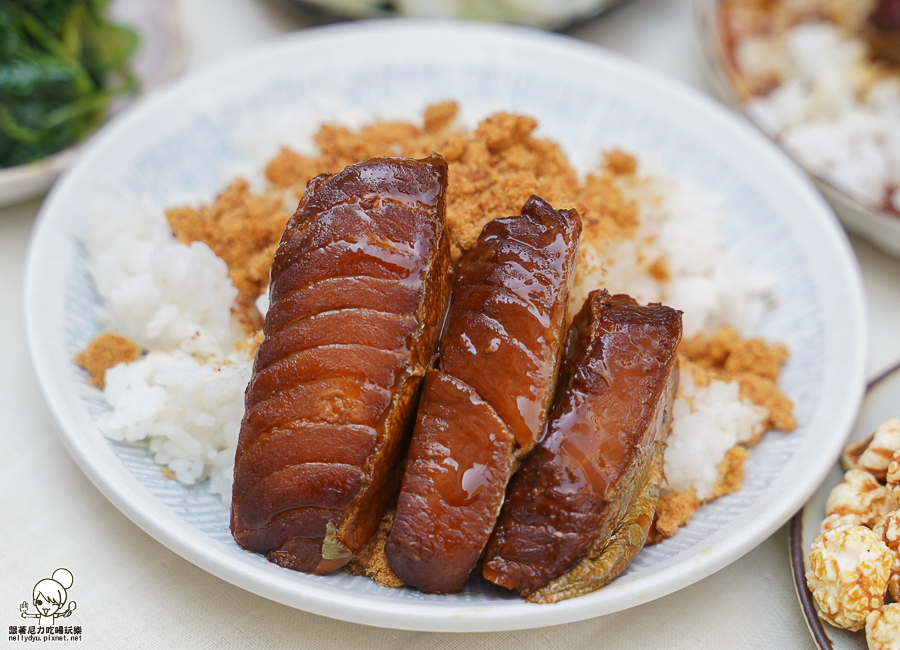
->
xmin=4 ymin=0 xmax=900 ymax=647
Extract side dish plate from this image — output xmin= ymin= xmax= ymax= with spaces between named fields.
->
xmin=25 ymin=20 xmax=866 ymax=632
xmin=790 ymin=362 xmax=900 ymax=650
xmin=694 ymin=0 xmax=900 ymax=259
xmin=0 ymin=0 xmax=185 ymax=208
xmin=279 ymin=0 xmax=631 ymax=30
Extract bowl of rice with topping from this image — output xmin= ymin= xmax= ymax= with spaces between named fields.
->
xmin=25 ymin=20 xmax=866 ymax=631
xmin=697 ymin=0 xmax=900 ymax=256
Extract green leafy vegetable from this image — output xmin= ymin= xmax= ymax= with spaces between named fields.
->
xmin=0 ymin=0 xmax=138 ymax=167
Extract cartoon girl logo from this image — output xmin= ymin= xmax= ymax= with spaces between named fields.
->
xmin=20 ymin=568 xmax=77 ymax=627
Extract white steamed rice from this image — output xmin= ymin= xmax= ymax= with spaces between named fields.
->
xmin=102 ymin=350 xmax=251 ymax=497
xmin=82 ymin=201 xmax=243 ymax=358
xmin=571 ymin=152 xmax=773 ymax=338
xmin=664 ymin=370 xmax=767 ymax=499
xmin=82 ymin=200 xmax=253 ymax=497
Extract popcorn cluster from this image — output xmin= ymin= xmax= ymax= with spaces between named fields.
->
xmin=868 ymin=604 xmax=900 ymax=650
xmin=808 ymin=420 xmax=900 ymax=646
xmin=807 ymin=526 xmax=892 ymax=630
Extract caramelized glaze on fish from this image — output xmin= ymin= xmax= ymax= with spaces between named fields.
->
xmin=482 ymin=290 xmax=682 ymax=600
xmin=230 ymin=155 xmax=452 ymax=574
xmin=384 ymin=197 xmax=581 ymax=593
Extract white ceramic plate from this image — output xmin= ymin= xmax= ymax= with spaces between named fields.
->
xmin=25 ymin=20 xmax=866 ymax=632
xmin=790 ymin=363 xmax=900 ymax=650
xmin=693 ymin=0 xmax=900 ymax=259
xmin=0 ymin=0 xmax=185 ymax=208
xmin=282 ymin=0 xmax=631 ymax=29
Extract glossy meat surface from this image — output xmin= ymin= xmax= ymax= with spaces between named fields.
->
xmin=482 ymin=290 xmax=682 ymax=598
xmin=441 ymin=196 xmax=582 ymax=456
xmin=385 ymin=196 xmax=581 ymax=593
xmin=383 ymin=370 xmax=516 ymax=593
xmin=231 ymin=155 xmax=452 ymax=574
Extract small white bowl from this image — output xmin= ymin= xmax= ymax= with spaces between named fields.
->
xmin=282 ymin=0 xmax=631 ymax=30
xmin=694 ymin=0 xmax=900 ymax=258
xmin=0 ymin=0 xmax=185 ymax=209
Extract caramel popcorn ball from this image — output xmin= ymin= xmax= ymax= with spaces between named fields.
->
xmin=887 ymin=450 xmax=900 ymax=503
xmin=807 ymin=525 xmax=892 ymax=631
xmin=867 ymin=603 xmax=900 ymax=650
xmin=821 ymin=512 xmax=864 ymax=534
xmin=874 ymin=512 xmax=900 ymax=602
xmin=843 ymin=436 xmax=872 ymax=472
xmin=859 ymin=419 xmax=900 ymax=481
xmin=826 ymin=469 xmax=898 ymax=528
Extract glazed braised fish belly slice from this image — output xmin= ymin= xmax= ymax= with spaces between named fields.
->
xmin=383 ymin=369 xmax=517 ymax=593
xmin=230 ymin=155 xmax=452 ymax=575
xmin=384 ymin=196 xmax=582 ymax=594
xmin=482 ymin=290 xmax=682 ymax=601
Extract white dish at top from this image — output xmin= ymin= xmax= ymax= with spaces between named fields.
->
xmin=24 ymin=20 xmax=866 ymax=632
xmin=0 ymin=0 xmax=185 ymax=209
xmin=282 ymin=0 xmax=630 ymax=29
xmin=693 ymin=0 xmax=900 ymax=259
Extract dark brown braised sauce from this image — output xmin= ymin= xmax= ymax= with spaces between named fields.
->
xmin=384 ymin=196 xmax=581 ymax=594
xmin=482 ymin=290 xmax=682 ymax=599
xmin=865 ymin=0 xmax=900 ymax=66
xmin=230 ymin=155 xmax=452 ymax=575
